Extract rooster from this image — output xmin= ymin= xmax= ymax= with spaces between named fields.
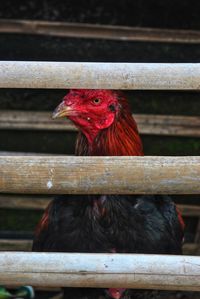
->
xmin=33 ymin=89 xmax=184 ymax=299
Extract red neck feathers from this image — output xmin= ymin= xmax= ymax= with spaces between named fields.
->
xmin=75 ymin=95 xmax=143 ymax=156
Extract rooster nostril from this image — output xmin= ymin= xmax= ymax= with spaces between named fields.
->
xmin=65 ymin=100 xmax=73 ymax=106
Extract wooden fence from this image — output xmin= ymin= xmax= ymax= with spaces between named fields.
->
xmin=2 ymin=110 xmax=200 ymax=137
xmin=1 ymin=19 xmax=200 ymax=44
xmin=1 ymin=61 xmax=200 ymax=89
xmin=1 ymin=60 xmax=200 ymax=291
xmin=1 ymin=156 xmax=200 ymax=194
xmin=0 ymin=62 xmax=200 ymax=290
xmin=1 ymin=252 xmax=200 ymax=291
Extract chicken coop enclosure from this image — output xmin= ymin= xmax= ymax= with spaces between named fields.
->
xmin=1 ymin=61 xmax=200 ymax=298
xmin=1 ymin=1 xmax=200 ymax=299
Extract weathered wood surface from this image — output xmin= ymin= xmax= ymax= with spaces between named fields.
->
xmin=0 ymin=252 xmax=200 ymax=290
xmin=1 ymin=61 xmax=200 ymax=90
xmin=1 ymin=19 xmax=200 ymax=44
xmin=0 ymin=110 xmax=75 ymax=131
xmin=0 ymin=194 xmax=198 ymax=217
xmin=0 ymin=239 xmax=32 ymax=251
xmin=179 ymin=204 xmax=200 ymax=217
xmin=2 ymin=110 xmax=200 ymax=137
xmin=0 ymin=239 xmax=196 ymax=255
xmin=0 ymin=151 xmax=61 ymax=156
xmin=1 ymin=156 xmax=200 ymax=194
xmin=183 ymin=243 xmax=200 ymax=256
xmin=0 ymin=195 xmax=50 ymax=210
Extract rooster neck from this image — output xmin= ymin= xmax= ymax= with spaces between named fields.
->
xmin=75 ymin=112 xmax=143 ymax=156
xmin=75 ymin=107 xmax=143 ymax=218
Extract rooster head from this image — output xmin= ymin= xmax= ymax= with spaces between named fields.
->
xmin=53 ymin=89 xmax=125 ymax=143
xmin=53 ymin=89 xmax=143 ymax=156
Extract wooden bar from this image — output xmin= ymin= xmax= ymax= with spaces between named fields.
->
xmin=1 ymin=156 xmax=200 ymax=194
xmin=0 ymin=195 xmax=50 ymax=210
xmin=0 ymin=110 xmax=76 ymax=131
xmin=0 ymin=194 xmax=198 ymax=217
xmin=1 ymin=61 xmax=200 ymax=89
xmin=2 ymin=110 xmax=200 ymax=137
xmin=0 ymin=151 xmax=62 ymax=156
xmin=0 ymin=239 xmax=32 ymax=251
xmin=178 ymin=204 xmax=200 ymax=217
xmin=0 ymin=239 xmax=196 ymax=256
xmin=1 ymin=19 xmax=200 ymax=44
xmin=183 ymin=243 xmax=200 ymax=256
xmin=0 ymin=252 xmax=199 ymax=290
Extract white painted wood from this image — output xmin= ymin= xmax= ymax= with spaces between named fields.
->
xmin=0 ymin=252 xmax=200 ymax=290
xmin=0 ymin=61 xmax=200 ymax=89
xmin=1 ymin=156 xmax=200 ymax=194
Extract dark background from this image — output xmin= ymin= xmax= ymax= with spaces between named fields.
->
xmin=1 ymin=0 xmax=200 ymax=29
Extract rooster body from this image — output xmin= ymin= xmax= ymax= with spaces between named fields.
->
xmin=33 ymin=195 xmax=182 ymax=255
xmin=33 ymin=90 xmax=184 ymax=299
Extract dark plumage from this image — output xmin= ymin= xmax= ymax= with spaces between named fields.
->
xmin=33 ymin=195 xmax=182 ymax=255
xmin=33 ymin=90 xmax=184 ymax=299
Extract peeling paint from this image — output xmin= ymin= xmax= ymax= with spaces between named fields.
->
xmin=47 ymin=180 xmax=53 ymax=189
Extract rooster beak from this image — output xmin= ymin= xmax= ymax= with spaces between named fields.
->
xmin=52 ymin=101 xmax=72 ymax=119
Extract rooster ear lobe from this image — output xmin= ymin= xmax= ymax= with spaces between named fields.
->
xmin=109 ymin=103 xmax=121 ymax=112
xmin=108 ymin=104 xmax=116 ymax=112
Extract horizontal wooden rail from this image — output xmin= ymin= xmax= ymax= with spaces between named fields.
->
xmin=1 ymin=19 xmax=200 ymax=44
xmin=0 ymin=151 xmax=61 ymax=156
xmin=0 ymin=110 xmax=75 ymax=131
xmin=0 ymin=194 xmax=198 ymax=217
xmin=0 ymin=252 xmax=200 ymax=290
xmin=0 ymin=195 xmax=50 ymax=210
xmin=178 ymin=204 xmax=200 ymax=217
xmin=2 ymin=110 xmax=200 ymax=137
xmin=0 ymin=239 xmax=32 ymax=251
xmin=183 ymin=243 xmax=200 ymax=256
xmin=1 ymin=156 xmax=200 ymax=194
xmin=0 ymin=239 xmax=196 ymax=255
xmin=1 ymin=62 xmax=200 ymax=89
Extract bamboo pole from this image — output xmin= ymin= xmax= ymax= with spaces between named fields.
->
xmin=1 ymin=61 xmax=200 ymax=89
xmin=2 ymin=110 xmax=200 ymax=137
xmin=1 ymin=156 xmax=200 ymax=194
xmin=0 ymin=252 xmax=200 ymax=290
xmin=1 ymin=19 xmax=200 ymax=44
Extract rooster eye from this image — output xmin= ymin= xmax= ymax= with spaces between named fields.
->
xmin=93 ymin=98 xmax=101 ymax=104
